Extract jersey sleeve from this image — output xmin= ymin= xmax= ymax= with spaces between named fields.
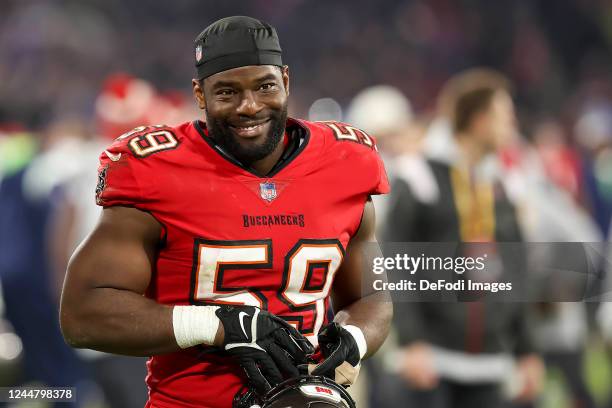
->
xmin=315 ymin=120 xmax=390 ymax=197
xmin=369 ymin=142 xmax=390 ymax=195
xmin=95 ymin=133 xmax=155 ymax=209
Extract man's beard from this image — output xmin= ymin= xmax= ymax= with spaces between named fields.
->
xmin=206 ymin=105 xmax=288 ymax=165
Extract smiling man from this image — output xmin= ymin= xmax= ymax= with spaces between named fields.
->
xmin=60 ymin=16 xmax=392 ymax=408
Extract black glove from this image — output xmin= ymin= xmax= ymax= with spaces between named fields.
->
xmin=310 ymin=323 xmax=363 ymax=385
xmin=216 ymin=305 xmax=314 ymax=395
xmin=232 ymin=386 xmax=260 ymax=408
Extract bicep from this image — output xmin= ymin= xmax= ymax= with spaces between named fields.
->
xmin=331 ymin=198 xmax=379 ymax=311
xmin=63 ymin=206 xmax=161 ymax=298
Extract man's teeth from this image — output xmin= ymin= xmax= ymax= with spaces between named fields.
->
xmin=235 ymin=123 xmax=264 ymax=130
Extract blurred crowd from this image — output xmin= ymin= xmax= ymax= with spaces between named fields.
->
xmin=1 ymin=0 xmax=612 ymax=407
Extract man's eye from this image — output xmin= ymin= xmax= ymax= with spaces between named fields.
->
xmin=260 ymin=83 xmax=277 ymax=91
xmin=217 ymin=89 xmax=235 ymax=96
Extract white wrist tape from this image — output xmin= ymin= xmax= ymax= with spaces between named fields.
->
xmin=172 ymin=305 xmax=220 ymax=348
xmin=343 ymin=325 xmax=367 ymax=359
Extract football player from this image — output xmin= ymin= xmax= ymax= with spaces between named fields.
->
xmin=60 ymin=16 xmax=392 ymax=407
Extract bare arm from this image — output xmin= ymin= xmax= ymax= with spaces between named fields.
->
xmin=48 ymin=196 xmax=78 ymax=303
xmin=59 ymin=206 xmax=223 ymax=356
xmin=331 ymin=198 xmax=393 ymax=358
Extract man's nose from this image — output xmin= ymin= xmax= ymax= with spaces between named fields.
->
xmin=236 ymin=91 xmax=262 ymax=116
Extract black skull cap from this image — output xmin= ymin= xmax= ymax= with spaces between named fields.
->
xmin=194 ymin=16 xmax=283 ymax=79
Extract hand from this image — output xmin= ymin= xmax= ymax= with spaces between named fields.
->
xmin=216 ymin=305 xmax=314 ymax=395
xmin=308 ymin=323 xmax=365 ymax=386
xmin=398 ymin=342 xmax=439 ymax=390
xmin=514 ymin=354 xmax=545 ymax=402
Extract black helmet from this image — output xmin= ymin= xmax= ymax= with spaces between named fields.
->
xmin=262 ymin=376 xmax=356 ymax=408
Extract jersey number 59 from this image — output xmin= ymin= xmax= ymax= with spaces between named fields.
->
xmin=190 ymin=239 xmax=344 ymax=339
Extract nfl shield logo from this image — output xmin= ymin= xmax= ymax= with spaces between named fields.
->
xmin=195 ymin=44 xmax=203 ymax=62
xmin=260 ymin=181 xmax=277 ymax=202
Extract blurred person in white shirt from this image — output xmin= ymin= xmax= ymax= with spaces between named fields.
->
xmin=346 ymin=85 xmax=425 ymax=231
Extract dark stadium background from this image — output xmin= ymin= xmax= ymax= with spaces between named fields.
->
xmin=1 ymin=1 xmax=612 ymax=407
xmin=3 ymin=0 xmax=612 ymax=128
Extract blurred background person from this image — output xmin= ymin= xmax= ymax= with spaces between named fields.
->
xmin=573 ymin=105 xmax=612 ymax=240
xmin=0 ymin=125 xmax=98 ymax=407
xmin=502 ymin=119 xmax=602 ymax=408
xmin=381 ymin=68 xmax=544 ymax=408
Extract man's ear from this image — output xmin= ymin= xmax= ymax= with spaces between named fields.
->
xmin=281 ymin=65 xmax=290 ymax=97
xmin=192 ymin=79 xmax=206 ymax=110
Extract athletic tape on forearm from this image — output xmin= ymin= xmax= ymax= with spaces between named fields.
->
xmin=343 ymin=325 xmax=367 ymax=359
xmin=173 ymin=305 xmax=220 ymax=348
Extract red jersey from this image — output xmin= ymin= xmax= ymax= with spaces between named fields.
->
xmin=96 ymin=118 xmax=389 ymax=408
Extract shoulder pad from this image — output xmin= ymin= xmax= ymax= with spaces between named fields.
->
xmin=315 ymin=120 xmax=378 ymax=151
xmin=299 ymin=120 xmax=389 ymax=196
xmin=105 ymin=124 xmax=180 ymax=159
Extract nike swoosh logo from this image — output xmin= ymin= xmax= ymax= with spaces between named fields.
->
xmin=238 ymin=312 xmax=250 ymax=340
xmin=104 ymin=150 xmax=122 ymax=162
